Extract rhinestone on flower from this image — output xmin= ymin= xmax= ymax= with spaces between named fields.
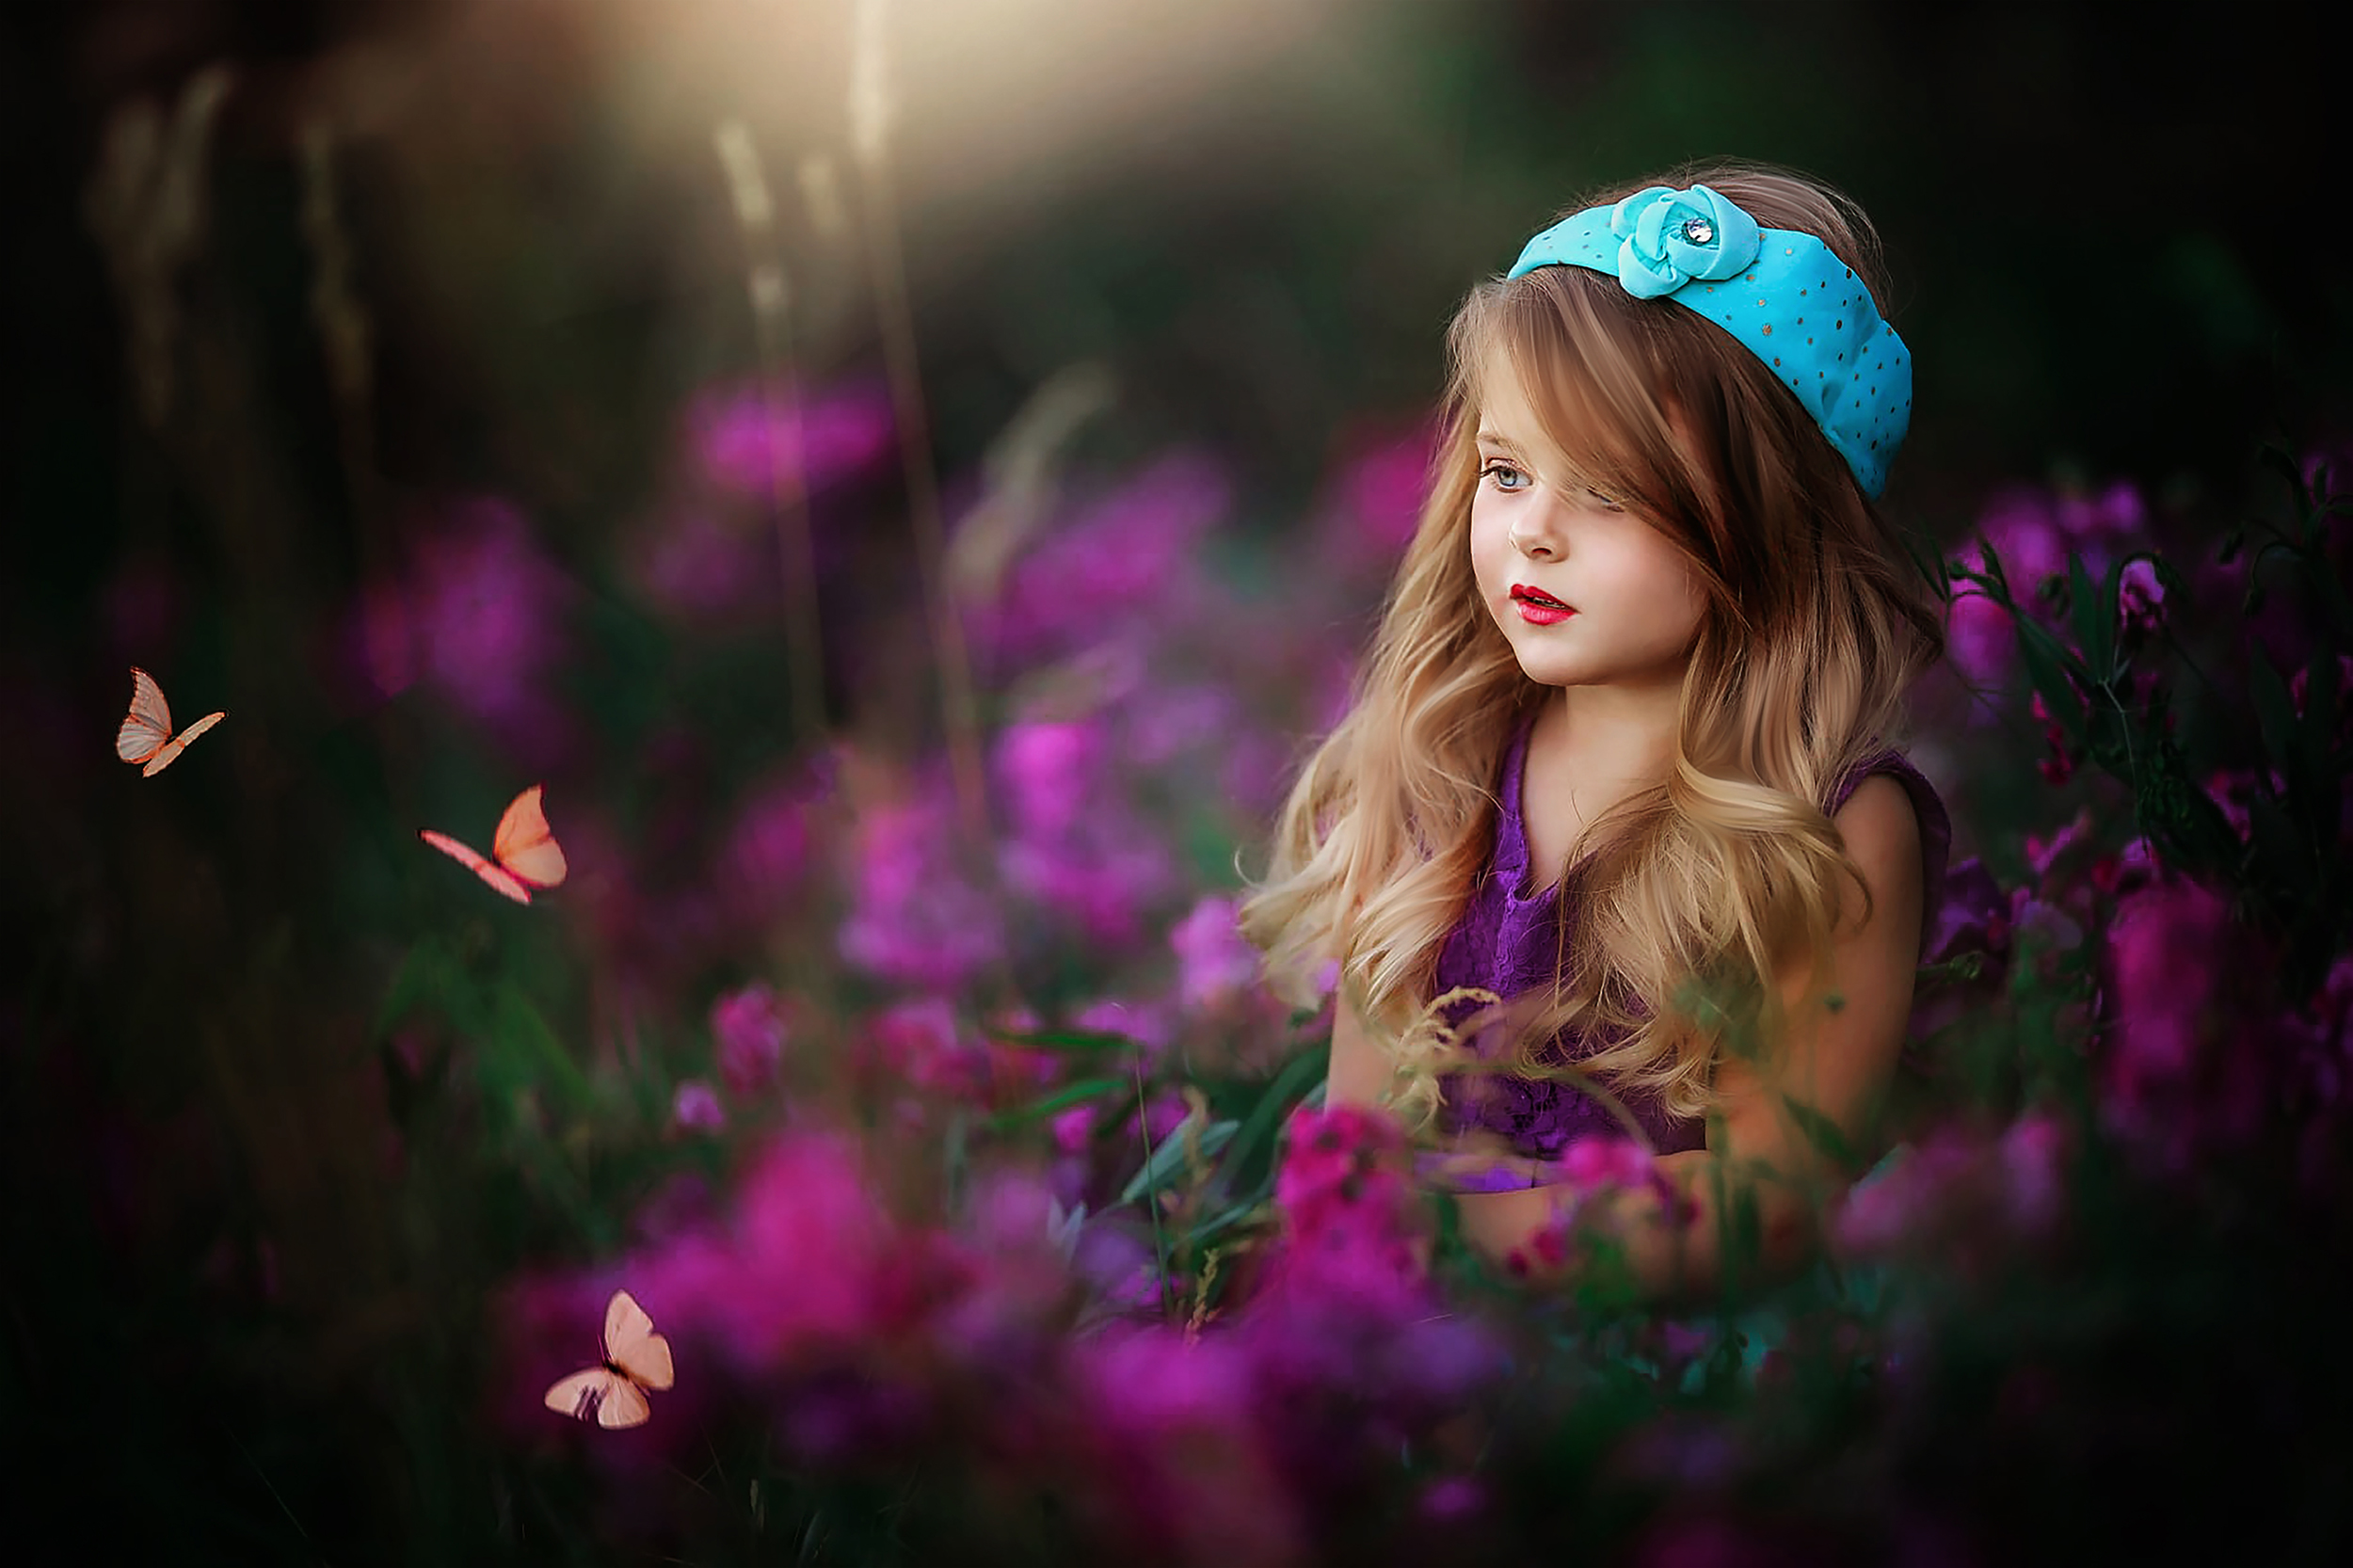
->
xmin=1681 ymin=216 xmax=1716 ymax=246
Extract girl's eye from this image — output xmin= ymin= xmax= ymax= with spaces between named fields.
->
xmin=1585 ymin=488 xmax=1626 ymax=512
xmin=1480 ymin=461 xmax=1529 ymax=491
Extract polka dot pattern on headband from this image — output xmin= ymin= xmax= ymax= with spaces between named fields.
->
xmin=1506 ymin=193 xmax=1913 ymax=499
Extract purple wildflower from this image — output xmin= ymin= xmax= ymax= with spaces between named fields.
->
xmin=688 ymin=378 xmax=892 ymax=498
xmin=1070 ymin=996 xmax=1176 ymax=1060
xmin=862 ymin=997 xmax=991 ymax=1098
xmin=2099 ymin=876 xmax=2271 ymax=1168
xmin=836 ymin=789 xmax=1005 ymax=991
xmin=671 ymin=1079 xmax=725 ymax=1133
xmin=1265 ymin=1104 xmax=1429 ymax=1312
xmin=392 ymin=498 xmax=572 ymax=737
xmin=1329 ymin=421 xmax=1436 ymax=560
xmin=710 ymin=983 xmax=789 ymax=1097
xmin=1049 ymin=1102 xmax=1098 ymax=1155
xmin=997 ymin=800 xmax=1177 ymax=952
xmin=978 ymin=453 xmax=1229 ymax=665
xmin=717 ymin=768 xmax=820 ymax=922
xmin=1170 ymin=895 xmax=1261 ymax=1011
xmin=2116 ymin=557 xmax=2167 ymax=640
xmin=994 ymin=718 xmax=1099 ymax=839
xmin=1949 ymin=481 xmax=2151 ymax=688
xmin=1067 ymin=1324 xmax=1307 ymax=1564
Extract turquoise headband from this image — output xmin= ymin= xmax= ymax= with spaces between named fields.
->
xmin=1507 ymin=183 xmax=1912 ymax=499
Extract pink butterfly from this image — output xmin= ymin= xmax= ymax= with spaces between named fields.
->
xmin=419 ymin=785 xmax=568 ymax=904
xmin=543 ymin=1289 xmax=674 ymax=1430
xmin=116 ymin=666 xmax=225 ymax=777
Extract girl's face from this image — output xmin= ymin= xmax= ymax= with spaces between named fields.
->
xmin=1467 ymin=365 xmax=1708 ymax=695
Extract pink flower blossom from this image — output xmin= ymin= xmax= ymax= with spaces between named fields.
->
xmin=1050 ymin=1102 xmax=1099 ymax=1155
xmin=1945 ymin=586 xmax=2018 ymax=688
xmin=1557 ymin=1133 xmax=1659 ymax=1192
xmin=2099 ymin=877 xmax=2267 ymax=1168
xmin=994 ymin=718 xmax=1100 ymax=839
xmin=1170 ymin=895 xmax=1260 ymax=1010
xmin=1066 ymin=1325 xmax=1308 ymax=1564
xmin=1328 ymin=422 xmax=1436 ymax=561
xmin=1949 ymin=481 xmax=2151 ymax=688
xmin=671 ymin=1079 xmax=724 ymax=1132
xmin=837 ymin=790 xmax=1005 ymax=990
xmin=360 ymin=499 xmax=574 ymax=749
xmin=1117 ymin=681 xmax=1239 ymax=769
xmin=1127 ymin=1089 xmax=1190 ymax=1147
xmin=1265 ymin=1104 xmax=1429 ymax=1311
xmin=862 ymin=997 xmax=990 ymax=1097
xmin=1070 ymin=996 xmax=1176 ymax=1060
xmin=688 ymin=379 xmax=893 ymax=498
xmin=673 ymin=1130 xmax=901 ymax=1361
xmin=710 ymin=983 xmax=789 ymax=1097
xmin=998 ymin=808 xmax=1176 ymax=952
xmin=2117 ymin=557 xmax=2167 ymax=639
xmin=1999 ymin=1109 xmax=2070 ymax=1236
xmin=717 ymin=768 xmax=822 ymax=922
xmin=976 ymin=454 xmax=1230 ymax=665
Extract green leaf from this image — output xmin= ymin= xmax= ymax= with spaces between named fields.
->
xmin=1967 ymin=532 xmax=2015 ymax=599
xmin=2146 ymin=552 xmax=2196 ymax=602
xmin=979 ymin=1025 xmax=1143 ymax=1054
xmin=984 ymin=1075 xmax=1128 ymax=1131
xmin=2066 ymin=554 xmax=2113 ymax=682
xmin=373 ymin=939 xmax=450 ymax=1038
xmin=1120 ymin=1116 xmax=1241 ymax=1207
xmin=2297 ymin=643 xmax=2341 ymax=796
xmin=1778 ymin=1094 xmax=1860 ymax=1170
xmin=2260 ymin=440 xmax=2310 ymax=515
xmin=1208 ymin=1047 xmax=1327 ymax=1208
xmin=491 ymin=985 xmax=592 ymax=1112
xmin=2016 ymin=624 xmax=2086 ymax=746
xmin=1186 ymin=1198 xmax=1271 ymax=1246
xmin=2248 ymin=648 xmax=2299 ymax=780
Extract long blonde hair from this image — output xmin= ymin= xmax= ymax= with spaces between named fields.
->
xmin=1237 ymin=159 xmax=1945 ymax=1126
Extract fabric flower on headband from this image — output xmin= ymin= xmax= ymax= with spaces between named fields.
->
xmin=1607 ymin=184 xmax=1762 ymax=299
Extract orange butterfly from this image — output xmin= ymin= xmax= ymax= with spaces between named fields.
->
xmin=418 ymin=784 xmax=568 ymax=904
xmin=543 ymin=1288 xmax=674 ymax=1430
xmin=116 ymin=666 xmax=225 ymax=777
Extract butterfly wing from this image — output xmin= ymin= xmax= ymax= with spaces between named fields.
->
xmin=117 ymin=667 xmax=172 ymax=764
xmin=602 ymin=1289 xmax=675 ymax=1392
xmin=420 ymin=828 xmax=534 ymax=904
xmin=595 ymin=1376 xmax=651 ymax=1429
xmin=543 ymin=1367 xmax=649 ymax=1429
xmin=544 ymin=1367 xmax=609 ymax=1421
xmin=491 ymin=784 xmax=568 ymax=891
xmin=139 ymin=709 xmax=226 ymax=777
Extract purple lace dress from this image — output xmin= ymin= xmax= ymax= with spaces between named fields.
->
xmin=1420 ymin=709 xmax=1955 ymax=1193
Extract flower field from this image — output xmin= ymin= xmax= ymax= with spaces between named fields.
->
xmin=6 ymin=3 xmax=2349 ymax=1562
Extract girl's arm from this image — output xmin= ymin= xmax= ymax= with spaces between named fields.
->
xmin=1325 ymin=981 xmax=1394 ymax=1110
xmin=1454 ymin=774 xmax=1928 ymax=1304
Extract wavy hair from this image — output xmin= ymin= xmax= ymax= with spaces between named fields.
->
xmin=1236 ymin=159 xmax=1945 ymax=1128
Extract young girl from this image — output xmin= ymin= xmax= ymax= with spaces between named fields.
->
xmin=1239 ymin=161 xmax=1954 ymax=1303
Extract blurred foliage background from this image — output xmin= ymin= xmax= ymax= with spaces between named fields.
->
xmin=3 ymin=0 xmax=2348 ymax=1562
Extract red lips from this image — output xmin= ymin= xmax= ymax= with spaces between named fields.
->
xmin=1510 ymin=583 xmax=1573 ymax=610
